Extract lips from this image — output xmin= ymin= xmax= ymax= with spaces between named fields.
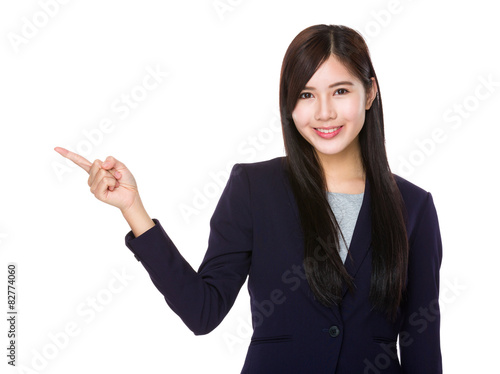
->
xmin=314 ymin=126 xmax=343 ymax=138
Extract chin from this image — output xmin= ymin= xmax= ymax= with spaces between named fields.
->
xmin=314 ymin=146 xmax=346 ymax=157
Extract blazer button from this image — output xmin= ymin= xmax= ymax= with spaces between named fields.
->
xmin=329 ymin=325 xmax=340 ymax=338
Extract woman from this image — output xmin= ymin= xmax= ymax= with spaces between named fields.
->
xmin=55 ymin=24 xmax=442 ymax=373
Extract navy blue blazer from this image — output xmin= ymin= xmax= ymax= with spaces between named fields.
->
xmin=125 ymin=157 xmax=442 ymax=373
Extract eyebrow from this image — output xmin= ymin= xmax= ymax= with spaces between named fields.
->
xmin=302 ymin=81 xmax=354 ymax=90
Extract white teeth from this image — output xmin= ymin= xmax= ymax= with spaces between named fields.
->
xmin=316 ymin=127 xmax=340 ymax=133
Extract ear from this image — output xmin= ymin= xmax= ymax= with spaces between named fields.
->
xmin=365 ymin=77 xmax=378 ymax=110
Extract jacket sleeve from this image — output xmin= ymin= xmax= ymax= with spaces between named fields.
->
xmin=124 ymin=163 xmax=253 ymax=335
xmin=399 ymin=192 xmax=443 ymax=373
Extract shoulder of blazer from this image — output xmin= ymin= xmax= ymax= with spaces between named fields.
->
xmin=392 ymin=173 xmax=431 ymax=209
xmin=228 ymin=157 xmax=294 ymax=217
xmin=231 ymin=156 xmax=289 ymax=187
xmin=392 ymin=173 xmax=438 ymax=238
xmin=393 ymin=171 xmax=428 ymax=195
xmin=234 ymin=156 xmax=287 ymax=175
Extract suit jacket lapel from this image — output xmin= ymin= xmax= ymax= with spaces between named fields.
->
xmin=279 ymin=159 xmax=373 ymax=299
xmin=280 ymin=158 xmax=301 ymax=225
xmin=342 ymin=177 xmax=372 ymax=298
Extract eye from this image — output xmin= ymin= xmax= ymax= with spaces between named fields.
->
xmin=335 ymin=88 xmax=349 ymax=95
xmin=299 ymin=92 xmax=313 ymax=99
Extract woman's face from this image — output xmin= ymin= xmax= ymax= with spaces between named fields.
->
xmin=291 ymin=55 xmax=377 ymax=161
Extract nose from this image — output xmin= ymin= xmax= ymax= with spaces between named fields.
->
xmin=315 ymin=95 xmax=336 ymax=121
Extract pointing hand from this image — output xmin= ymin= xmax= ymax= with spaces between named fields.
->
xmin=54 ymin=147 xmax=140 ymax=212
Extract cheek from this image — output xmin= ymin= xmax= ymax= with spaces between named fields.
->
xmin=291 ymin=106 xmax=309 ymax=128
xmin=341 ymin=98 xmax=366 ymax=124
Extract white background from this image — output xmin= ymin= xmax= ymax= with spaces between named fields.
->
xmin=1 ymin=0 xmax=499 ymax=373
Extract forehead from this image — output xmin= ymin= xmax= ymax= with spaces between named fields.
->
xmin=305 ymin=55 xmax=361 ymax=87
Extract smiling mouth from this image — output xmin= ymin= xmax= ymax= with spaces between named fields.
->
xmin=314 ymin=126 xmax=343 ymax=133
xmin=313 ymin=126 xmax=343 ymax=138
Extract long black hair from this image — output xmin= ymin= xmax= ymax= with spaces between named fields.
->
xmin=279 ymin=24 xmax=408 ymax=320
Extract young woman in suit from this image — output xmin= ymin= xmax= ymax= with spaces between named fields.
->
xmin=55 ymin=24 xmax=442 ymax=373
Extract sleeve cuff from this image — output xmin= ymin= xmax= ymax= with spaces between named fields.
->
xmin=124 ymin=218 xmax=161 ymax=261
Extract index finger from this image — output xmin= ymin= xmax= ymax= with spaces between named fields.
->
xmin=54 ymin=147 xmax=92 ymax=174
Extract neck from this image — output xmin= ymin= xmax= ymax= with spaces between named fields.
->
xmin=316 ymin=139 xmax=365 ymax=194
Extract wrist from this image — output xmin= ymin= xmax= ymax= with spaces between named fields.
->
xmin=120 ymin=195 xmax=145 ymax=218
xmin=121 ymin=197 xmax=155 ymax=237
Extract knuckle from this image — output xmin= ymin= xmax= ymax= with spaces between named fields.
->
xmin=89 ymin=163 xmax=100 ymax=175
xmin=97 ymin=168 xmax=107 ymax=177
